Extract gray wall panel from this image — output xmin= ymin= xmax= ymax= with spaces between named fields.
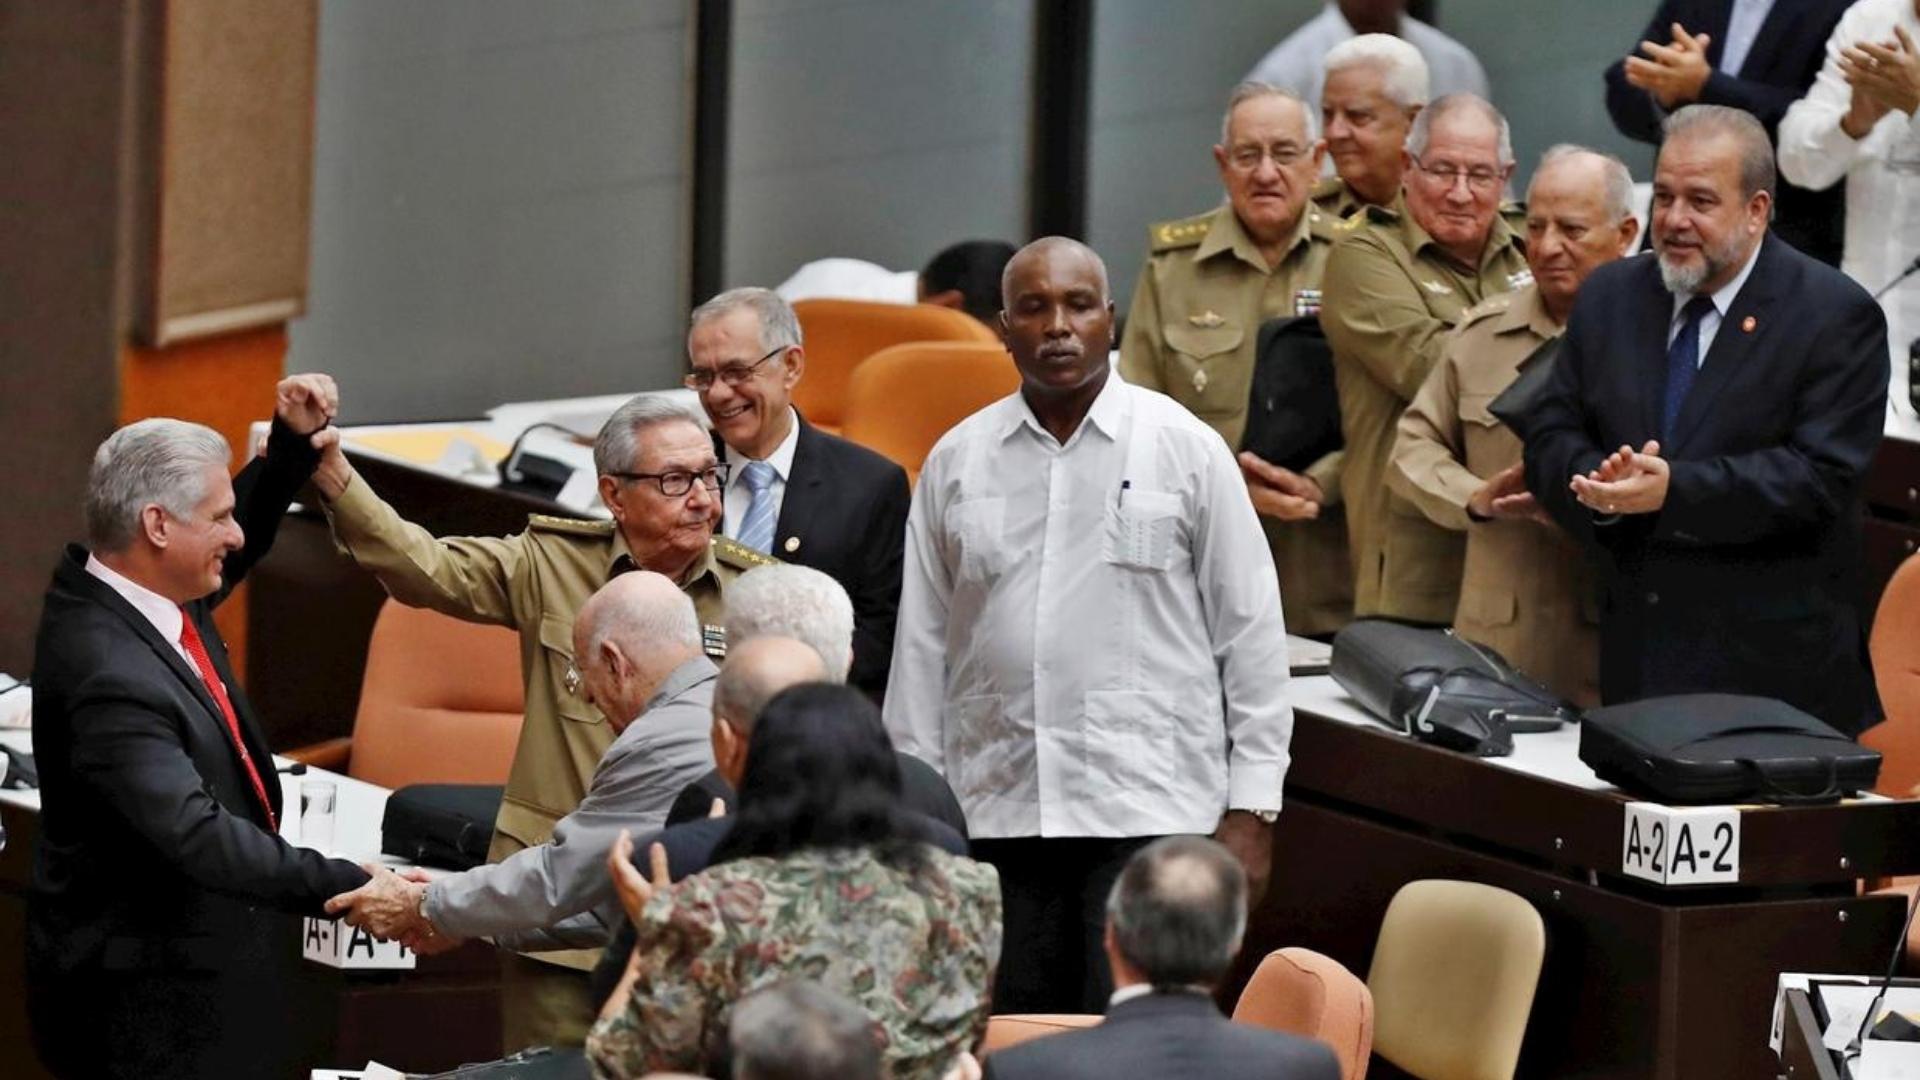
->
xmin=291 ymin=1 xmax=690 ymax=423
xmin=723 ymin=0 xmax=1033 ymax=291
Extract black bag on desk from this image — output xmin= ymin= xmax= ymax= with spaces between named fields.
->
xmin=381 ymin=783 xmax=503 ymax=870
xmin=1241 ymin=316 xmax=1343 ymax=473
xmin=424 ymin=1046 xmax=589 ymax=1079
xmin=1329 ymin=618 xmax=1579 ymax=757
xmin=1579 ymin=695 xmax=1880 ymax=805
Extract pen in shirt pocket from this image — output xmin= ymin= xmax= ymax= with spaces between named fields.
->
xmin=1119 ymin=479 xmax=1131 ymax=508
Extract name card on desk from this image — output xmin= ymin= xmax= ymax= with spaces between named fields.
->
xmin=1621 ymin=802 xmax=1740 ymax=886
xmin=302 ymin=917 xmax=417 ymax=970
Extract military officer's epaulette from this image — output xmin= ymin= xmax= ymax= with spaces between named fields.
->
xmin=1500 ymin=200 xmax=1528 ymax=226
xmin=1455 ymin=292 xmax=1516 ymax=329
xmin=527 ymin=514 xmax=616 ymax=537
xmin=713 ymin=534 xmax=780 ymax=570
xmin=1149 ymin=212 xmax=1212 ymax=253
xmin=1310 ymin=176 xmax=1346 ymax=202
xmin=1305 ymin=206 xmax=1341 ymax=242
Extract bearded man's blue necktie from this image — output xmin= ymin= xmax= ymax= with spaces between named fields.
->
xmin=1663 ymin=296 xmax=1716 ymax=441
xmin=737 ymin=460 xmax=777 ymax=554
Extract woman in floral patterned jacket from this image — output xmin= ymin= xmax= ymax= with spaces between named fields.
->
xmin=587 ymin=682 xmax=1003 ymax=1080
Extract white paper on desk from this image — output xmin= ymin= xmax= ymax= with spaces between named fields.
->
xmin=1860 ymin=1040 xmax=1920 ymax=1078
xmin=1826 ymin=998 xmax=1871 ymax=1052
xmin=0 ymin=676 xmax=30 ymax=730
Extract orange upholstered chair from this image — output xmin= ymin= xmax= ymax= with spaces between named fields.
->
xmin=791 ymin=299 xmax=998 ymax=433
xmin=840 ymin=341 xmax=1021 ymax=483
xmin=1234 ymin=947 xmax=1374 ymax=1080
xmin=1865 ymin=554 xmax=1920 ymax=797
xmin=979 ymin=1014 xmax=1102 ymax=1056
xmin=286 ymin=601 xmax=525 ymax=789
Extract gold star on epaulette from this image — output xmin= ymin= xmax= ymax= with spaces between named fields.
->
xmin=1149 ymin=215 xmax=1211 ymax=252
xmin=713 ymin=535 xmax=780 ymax=570
xmin=527 ymin=514 xmax=615 ymax=537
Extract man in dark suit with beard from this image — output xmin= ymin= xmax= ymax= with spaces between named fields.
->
xmin=1523 ymin=105 xmax=1886 ymax=733
xmin=27 ymin=375 xmax=370 ymax=1078
xmin=686 ymin=287 xmax=910 ymax=697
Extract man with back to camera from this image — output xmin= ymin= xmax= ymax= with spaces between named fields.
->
xmin=888 ymin=237 xmax=1294 ymax=1013
xmin=919 ymin=240 xmax=1020 ymax=329
xmin=1320 ymin=92 xmax=1530 ymax=625
xmin=312 ymin=391 xmax=772 ymax=1048
xmin=322 ymin=570 xmax=717 ymax=961
xmin=1119 ymin=81 xmax=1353 ymax=637
xmin=1390 ymin=146 xmax=1641 ymax=706
xmin=982 ymin=837 xmax=1340 ymax=1080
xmin=1313 ymin=33 xmax=1431 ymax=220
xmin=27 ymin=375 xmax=371 ymax=1079
xmin=685 ymin=287 xmax=910 ymax=696
xmin=1523 ymin=104 xmax=1886 ymax=733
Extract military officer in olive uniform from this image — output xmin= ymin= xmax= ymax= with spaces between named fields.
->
xmin=1120 ymin=82 xmax=1353 ymax=635
xmin=311 ymin=392 xmax=771 ymax=1048
xmin=1313 ymin=33 xmax=1432 ymax=222
xmin=1390 ymin=146 xmax=1641 ymax=705
xmin=1321 ymin=93 xmax=1531 ymax=624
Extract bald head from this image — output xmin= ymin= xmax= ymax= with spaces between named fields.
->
xmin=1000 ymin=236 xmax=1110 ymax=309
xmin=571 ymin=571 xmax=702 ymax=730
xmin=714 ymin=636 xmax=828 ymax=735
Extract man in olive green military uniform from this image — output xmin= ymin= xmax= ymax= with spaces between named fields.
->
xmin=311 ymin=392 xmax=772 ymax=1049
xmin=1119 ymin=82 xmax=1352 ymax=635
xmin=1390 ymin=146 xmax=1640 ymax=705
xmin=1313 ymin=33 xmax=1431 ymax=221
xmin=1321 ymin=93 xmax=1531 ymax=624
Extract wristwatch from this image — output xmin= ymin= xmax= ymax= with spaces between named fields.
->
xmin=1241 ymin=809 xmax=1279 ymax=825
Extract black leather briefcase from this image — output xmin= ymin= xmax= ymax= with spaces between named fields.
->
xmin=1579 ymin=695 xmax=1881 ymax=805
xmin=1485 ymin=336 xmax=1562 ymax=442
xmin=380 ymin=783 xmax=503 ymax=870
xmin=1330 ymin=618 xmax=1578 ymax=756
xmin=1241 ymin=315 xmax=1343 ymax=473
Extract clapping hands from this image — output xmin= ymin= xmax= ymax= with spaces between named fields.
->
xmin=1570 ymin=440 xmax=1670 ymax=516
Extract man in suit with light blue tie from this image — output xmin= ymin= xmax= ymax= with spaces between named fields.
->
xmin=1523 ymin=104 xmax=1886 ymax=734
xmin=686 ymin=287 xmax=911 ymax=697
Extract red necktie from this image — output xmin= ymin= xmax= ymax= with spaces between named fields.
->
xmin=178 ymin=611 xmax=277 ymax=830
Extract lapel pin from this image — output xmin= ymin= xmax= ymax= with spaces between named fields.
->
xmin=783 ymin=536 xmax=800 ymax=554
xmin=1741 ymin=316 xmax=1756 ymax=333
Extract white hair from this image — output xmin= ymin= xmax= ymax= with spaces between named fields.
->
xmin=688 ymin=286 xmax=804 ymax=352
xmin=722 ymin=564 xmax=854 ymax=681
xmin=1323 ymin=33 xmax=1431 ymax=109
xmin=1534 ymin=144 xmax=1636 ymax=224
xmin=578 ymin=579 xmax=701 ymax=662
xmin=592 ymin=394 xmax=708 ymax=476
xmin=86 ymin=419 xmax=231 ymax=552
xmin=1220 ymin=81 xmax=1319 ymax=145
xmin=1407 ymin=93 xmax=1513 ymax=167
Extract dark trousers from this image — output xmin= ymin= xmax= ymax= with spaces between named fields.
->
xmin=973 ymin=836 xmax=1157 ymax=1014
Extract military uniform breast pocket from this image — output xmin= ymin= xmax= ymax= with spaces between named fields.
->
xmin=538 ymin=612 xmax=603 ymax=725
xmin=1458 ymin=392 xmax=1520 ymax=467
xmin=1103 ymin=490 xmax=1184 ymax=571
xmin=1162 ymin=322 xmax=1247 ymax=416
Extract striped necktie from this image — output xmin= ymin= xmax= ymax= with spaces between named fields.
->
xmin=737 ymin=460 xmax=778 ymax=554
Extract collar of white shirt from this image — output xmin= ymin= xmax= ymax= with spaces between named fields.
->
xmin=85 ymin=552 xmax=186 ymax=651
xmin=723 ymin=405 xmax=802 ymax=483
xmin=1003 ymin=371 xmax=1129 ymax=448
xmin=1671 ymin=235 xmax=1764 ymax=327
xmin=1108 ymin=983 xmax=1211 ymax=1010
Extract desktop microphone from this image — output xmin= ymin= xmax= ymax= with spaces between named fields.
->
xmin=276 ymin=762 xmax=308 ymax=776
xmin=497 ymin=421 xmax=583 ymax=499
xmin=1844 ymin=886 xmax=1920 ymax=1062
xmin=1873 ymin=253 xmax=1920 ymax=302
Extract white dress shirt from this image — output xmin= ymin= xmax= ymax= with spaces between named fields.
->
xmin=1667 ymin=236 xmax=1764 ymax=363
xmin=85 ymin=553 xmax=191 ymax=666
xmin=722 ymin=406 xmax=801 ymax=541
xmin=1244 ymin=3 xmax=1491 ymax=117
xmin=773 ymin=258 xmax=919 ymax=304
xmin=1778 ymin=0 xmax=1920 ymax=427
xmin=1719 ymin=0 xmax=1778 ymax=76
xmin=883 ymin=374 xmax=1293 ymax=840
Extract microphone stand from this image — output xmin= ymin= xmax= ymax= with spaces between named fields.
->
xmin=1842 ymin=886 xmax=1920 ymax=1066
xmin=1872 ymin=254 xmax=1920 ymax=303
xmin=498 ymin=421 xmax=589 ymax=498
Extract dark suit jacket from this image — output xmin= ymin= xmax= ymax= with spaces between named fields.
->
xmin=1523 ymin=238 xmax=1887 ymax=733
xmin=982 ymin=992 xmax=1342 ymax=1080
xmin=1603 ymin=0 xmax=1851 ymax=265
xmin=716 ymin=414 xmax=910 ymax=694
xmin=588 ymin=812 xmax=969 ymax=1009
xmin=664 ymin=751 xmax=969 ymax=838
xmin=27 ymin=421 xmax=369 ymax=1079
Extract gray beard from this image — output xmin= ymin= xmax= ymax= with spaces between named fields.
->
xmin=1657 ymin=251 xmax=1710 ymax=294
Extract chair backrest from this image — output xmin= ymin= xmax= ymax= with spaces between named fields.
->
xmin=1366 ymin=879 xmax=1545 ymax=1080
xmin=791 ymin=299 xmax=998 ymax=431
xmin=979 ymin=1014 xmax=1101 ymax=1057
xmin=1865 ymin=554 xmax=1920 ymax=796
xmin=839 ymin=341 xmax=1021 ymax=483
xmin=1234 ymin=947 xmax=1373 ymax=1080
xmin=349 ymin=600 xmax=525 ymax=790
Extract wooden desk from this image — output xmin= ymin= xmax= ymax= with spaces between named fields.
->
xmin=1239 ymin=684 xmax=1920 ymax=1080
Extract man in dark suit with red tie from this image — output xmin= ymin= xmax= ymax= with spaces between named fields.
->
xmin=1524 ymin=105 xmax=1887 ymax=734
xmin=27 ymin=375 xmax=370 ymax=1079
